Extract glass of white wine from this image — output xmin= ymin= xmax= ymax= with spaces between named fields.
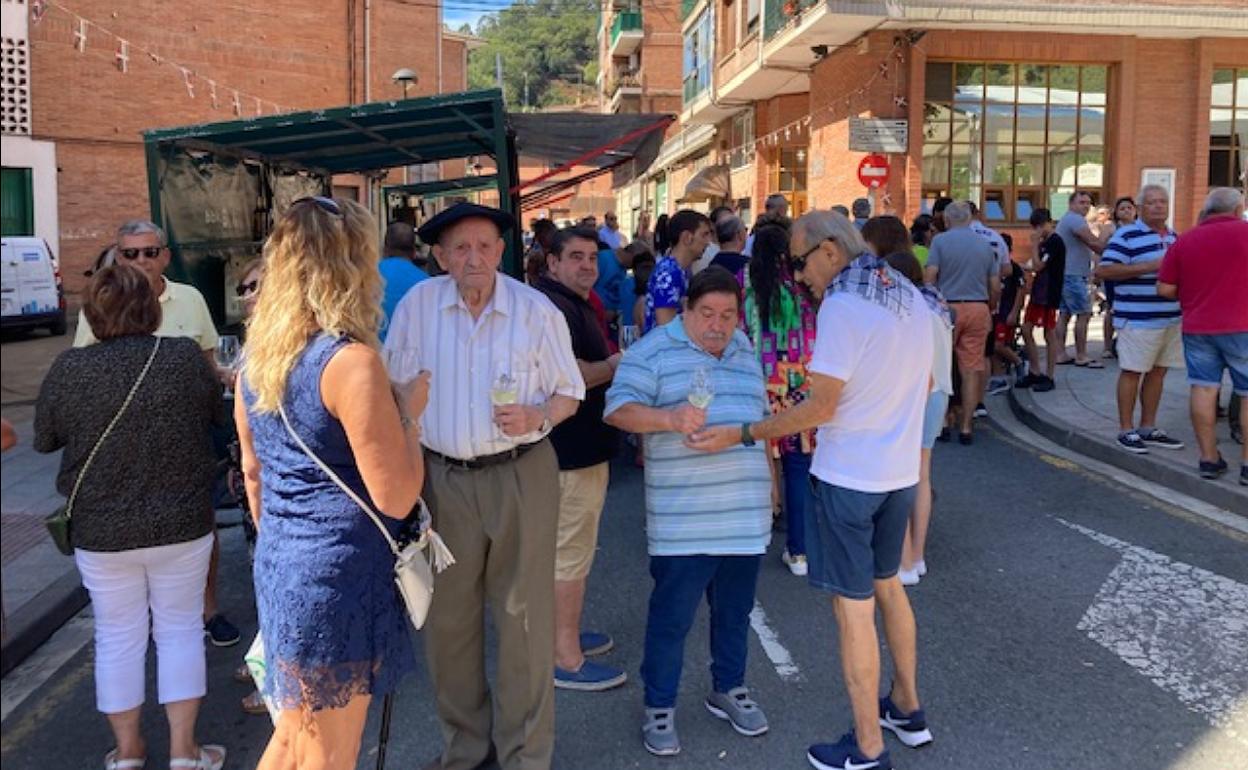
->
xmin=687 ymin=366 xmax=714 ymax=410
xmin=215 ymin=334 xmax=241 ymax=395
xmin=619 ymin=324 xmax=640 ymax=351
xmin=491 ymin=364 xmax=519 ymax=437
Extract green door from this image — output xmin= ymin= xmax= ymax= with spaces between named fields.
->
xmin=1 ymin=167 xmax=35 ymax=237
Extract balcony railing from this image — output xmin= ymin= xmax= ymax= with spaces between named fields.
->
xmin=606 ymin=68 xmax=642 ymax=96
xmin=763 ymin=0 xmax=821 ymax=41
xmin=683 ymin=65 xmax=710 ymax=104
xmin=610 ymin=10 xmax=643 ymax=47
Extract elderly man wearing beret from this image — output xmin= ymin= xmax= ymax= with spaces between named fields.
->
xmin=385 ymin=202 xmax=586 ymax=770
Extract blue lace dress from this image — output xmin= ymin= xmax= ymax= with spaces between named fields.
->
xmin=243 ymin=334 xmax=413 ymax=711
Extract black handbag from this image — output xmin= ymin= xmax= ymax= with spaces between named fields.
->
xmin=45 ymin=338 xmax=162 ymax=556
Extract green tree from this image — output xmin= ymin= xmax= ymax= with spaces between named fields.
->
xmin=467 ymin=0 xmax=600 ymax=109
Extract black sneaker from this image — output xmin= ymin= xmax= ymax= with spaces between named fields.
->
xmin=1116 ymin=431 xmax=1149 ymax=454
xmin=1014 ymin=373 xmax=1037 ymax=389
xmin=205 ymin=614 xmax=241 ymax=647
xmin=1199 ymin=456 xmax=1228 ymax=480
xmin=973 ymin=403 xmax=988 ymax=418
xmin=1138 ymin=428 xmax=1185 ymax=450
xmin=1031 ymin=375 xmax=1055 ymax=393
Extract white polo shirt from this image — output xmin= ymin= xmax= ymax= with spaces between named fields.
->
xmin=74 ymin=278 xmax=219 ymax=350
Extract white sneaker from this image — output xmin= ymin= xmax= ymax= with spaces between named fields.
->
xmin=899 ymin=568 xmax=921 ymax=586
xmin=914 ymin=559 xmax=927 ymax=577
xmin=781 ymin=550 xmax=808 ymax=577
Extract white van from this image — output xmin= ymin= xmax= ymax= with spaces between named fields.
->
xmin=1 ymin=237 xmax=67 ymax=336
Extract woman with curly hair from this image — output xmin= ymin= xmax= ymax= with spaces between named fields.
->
xmin=236 ymin=196 xmax=431 ymax=770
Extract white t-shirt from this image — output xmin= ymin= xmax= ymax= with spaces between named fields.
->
xmin=808 ymin=285 xmax=934 ymax=492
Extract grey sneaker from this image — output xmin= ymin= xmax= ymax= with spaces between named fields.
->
xmin=704 ymin=687 xmax=769 ymax=736
xmin=642 ymin=708 xmax=680 ymax=756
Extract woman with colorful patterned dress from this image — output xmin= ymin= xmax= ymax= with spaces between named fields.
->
xmin=738 ymin=223 xmax=818 ymax=577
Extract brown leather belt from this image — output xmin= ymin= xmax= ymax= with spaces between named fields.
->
xmin=425 ymin=441 xmax=541 ymax=470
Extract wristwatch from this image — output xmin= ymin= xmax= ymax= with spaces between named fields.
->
xmin=740 ymin=423 xmax=756 ymax=447
xmin=539 ymin=402 xmax=553 ymax=434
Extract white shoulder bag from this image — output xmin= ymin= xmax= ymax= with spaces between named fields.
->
xmin=278 ymin=405 xmax=454 ymax=630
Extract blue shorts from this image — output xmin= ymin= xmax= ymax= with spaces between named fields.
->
xmin=1060 ymin=275 xmax=1092 ymax=316
xmin=1183 ymin=332 xmax=1248 ymax=395
xmin=922 ymin=390 xmax=950 ymax=449
xmin=806 ymin=479 xmax=916 ymax=599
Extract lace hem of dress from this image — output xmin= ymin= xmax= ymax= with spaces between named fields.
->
xmin=265 ymin=658 xmax=388 ymax=712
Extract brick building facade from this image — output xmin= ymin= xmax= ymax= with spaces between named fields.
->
xmin=7 ymin=0 xmax=470 ymax=298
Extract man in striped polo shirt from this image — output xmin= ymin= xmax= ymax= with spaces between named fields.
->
xmin=1095 ymin=184 xmax=1186 ymax=454
xmin=605 ymin=267 xmax=772 ymax=757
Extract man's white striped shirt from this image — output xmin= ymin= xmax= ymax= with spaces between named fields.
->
xmin=383 ymin=273 xmax=585 ymax=461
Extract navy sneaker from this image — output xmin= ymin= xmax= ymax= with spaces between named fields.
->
xmin=1138 ymin=428 xmax=1185 ymax=450
xmin=807 ymin=732 xmax=892 ymax=770
xmin=554 ymin=660 xmax=627 ymax=691
xmin=1199 ymin=455 xmax=1228 ymax=479
xmin=204 ymin=614 xmax=241 ymax=647
xmin=580 ymin=630 xmax=613 ymax=657
xmin=878 ymin=695 xmax=933 ymax=748
xmin=1116 ymin=431 xmax=1149 ymax=454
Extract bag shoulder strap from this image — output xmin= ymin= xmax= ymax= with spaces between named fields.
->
xmin=278 ymin=404 xmax=403 ymax=557
xmin=66 ymin=337 xmax=162 ymax=519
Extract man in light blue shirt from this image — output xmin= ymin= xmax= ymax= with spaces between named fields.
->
xmin=605 ymin=266 xmax=771 ymax=758
xmin=378 ymin=221 xmax=428 ymax=341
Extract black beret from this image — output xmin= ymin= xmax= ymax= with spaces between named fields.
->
xmin=417 ymin=202 xmax=515 ymax=245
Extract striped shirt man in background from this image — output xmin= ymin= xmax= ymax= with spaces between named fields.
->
xmin=605 ymin=266 xmax=772 ymax=757
xmin=1095 ymin=184 xmax=1186 ymax=455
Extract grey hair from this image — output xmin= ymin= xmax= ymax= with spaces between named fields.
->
xmin=943 ymin=201 xmax=973 ymax=227
xmin=715 ymin=215 xmax=745 ymax=245
xmin=1137 ymin=183 xmax=1170 ymax=203
xmin=116 ymin=219 xmax=168 ymax=246
xmin=792 ymin=209 xmax=868 ymax=262
xmin=765 ymin=193 xmax=788 ymax=212
xmin=1201 ymin=186 xmax=1244 ymax=217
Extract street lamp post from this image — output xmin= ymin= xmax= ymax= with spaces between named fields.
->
xmin=391 ymin=68 xmax=418 ymax=188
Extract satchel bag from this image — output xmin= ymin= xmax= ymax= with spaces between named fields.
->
xmin=45 ymin=337 xmax=162 ymax=556
xmin=278 ymin=405 xmax=454 ymax=630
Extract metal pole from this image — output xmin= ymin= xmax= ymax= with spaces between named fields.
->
xmin=496 ymin=52 xmax=504 ymax=98
xmin=375 ymin=692 xmax=394 ymax=770
xmin=523 ymin=71 xmax=529 ymax=111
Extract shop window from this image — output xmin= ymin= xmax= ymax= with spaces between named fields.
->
xmin=770 ymin=147 xmax=808 ymax=217
xmin=1209 ymin=68 xmax=1248 ymax=190
xmin=730 ymin=110 xmax=754 ymax=169
xmin=923 ymin=61 xmax=1108 ymax=223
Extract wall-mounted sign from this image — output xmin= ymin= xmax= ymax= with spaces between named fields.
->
xmin=849 ymin=118 xmax=908 ymax=154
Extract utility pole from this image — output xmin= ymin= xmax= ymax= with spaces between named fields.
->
xmin=496 ymin=52 xmax=504 ymax=103
xmin=523 ymin=71 xmax=530 ymax=111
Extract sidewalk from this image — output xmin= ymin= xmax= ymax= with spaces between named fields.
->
xmin=1007 ymin=355 xmax=1247 ymax=515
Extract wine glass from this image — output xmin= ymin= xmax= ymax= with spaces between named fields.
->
xmin=490 ymin=364 xmax=519 ymax=438
xmin=687 ymin=366 xmax=714 ymax=410
xmin=619 ymin=324 xmax=640 ymax=351
xmin=215 ymin=335 xmax=241 ymax=395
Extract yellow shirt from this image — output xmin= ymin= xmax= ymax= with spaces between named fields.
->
xmin=74 ymin=279 xmax=219 ymax=351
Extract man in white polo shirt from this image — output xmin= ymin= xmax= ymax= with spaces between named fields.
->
xmin=73 ymin=219 xmax=238 ymax=649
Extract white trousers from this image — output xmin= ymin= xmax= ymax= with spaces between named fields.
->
xmin=74 ymin=533 xmax=213 ymax=713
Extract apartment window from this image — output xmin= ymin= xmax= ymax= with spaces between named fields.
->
xmin=683 ymin=9 xmax=713 ymax=103
xmin=1209 ymin=68 xmax=1248 ymax=190
xmin=923 ymin=61 xmax=1108 ymax=223
xmin=729 ymin=111 xmax=754 ymax=169
xmin=745 ymin=0 xmax=760 ymax=36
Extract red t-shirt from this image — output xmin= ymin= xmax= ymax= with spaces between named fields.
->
xmin=1156 ymin=214 xmax=1248 ymax=334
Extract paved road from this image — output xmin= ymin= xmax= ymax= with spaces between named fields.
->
xmin=1 ymin=421 xmax=1245 ymax=770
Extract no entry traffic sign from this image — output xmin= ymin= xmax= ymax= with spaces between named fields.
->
xmin=857 ymin=153 xmax=890 ymax=189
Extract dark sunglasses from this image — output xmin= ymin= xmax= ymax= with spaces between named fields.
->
xmin=118 ymin=246 xmax=164 ymax=261
xmin=235 ymin=280 xmax=259 ymax=297
xmin=292 ymin=196 xmax=343 ymax=217
xmin=789 ymin=239 xmax=829 ymax=274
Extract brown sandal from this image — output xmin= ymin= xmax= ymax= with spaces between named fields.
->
xmin=241 ymin=690 xmax=267 ymax=716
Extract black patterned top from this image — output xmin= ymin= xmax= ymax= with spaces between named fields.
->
xmin=34 ymin=335 xmax=224 ymax=552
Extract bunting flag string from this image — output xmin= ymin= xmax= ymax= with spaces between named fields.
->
xmin=47 ymin=1 xmax=288 ymax=115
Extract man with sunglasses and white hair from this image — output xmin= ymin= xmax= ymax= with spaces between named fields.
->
xmin=73 ymin=219 xmax=240 ymax=648
xmin=687 ymin=210 xmax=937 ymax=770
xmin=74 ymin=219 xmax=219 ymax=355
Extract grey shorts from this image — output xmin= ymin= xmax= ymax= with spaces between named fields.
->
xmin=806 ymin=478 xmax=916 ymax=599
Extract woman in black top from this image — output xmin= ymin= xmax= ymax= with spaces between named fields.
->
xmin=34 ymin=264 xmax=225 ymax=770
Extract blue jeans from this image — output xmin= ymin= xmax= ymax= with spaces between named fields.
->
xmin=781 ymin=451 xmax=812 ymax=557
xmin=641 ymin=554 xmax=761 ymax=708
xmin=807 ymin=479 xmax=916 ymax=599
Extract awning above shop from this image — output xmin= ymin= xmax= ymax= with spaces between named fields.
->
xmin=680 ymin=164 xmax=731 ymax=202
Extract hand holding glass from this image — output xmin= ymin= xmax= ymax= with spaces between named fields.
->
xmin=687 ymin=366 xmax=714 ymax=410
xmin=215 ymin=335 xmax=241 ymax=393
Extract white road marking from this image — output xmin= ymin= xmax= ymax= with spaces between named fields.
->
xmin=0 ymin=609 xmax=93 ymax=723
xmin=750 ymin=601 xmax=802 ymax=682
xmin=1059 ymin=518 xmax=1248 ymax=745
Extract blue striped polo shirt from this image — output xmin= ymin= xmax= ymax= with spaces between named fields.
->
xmin=1100 ymin=220 xmax=1181 ymax=329
xmin=604 ymin=317 xmax=772 ymax=557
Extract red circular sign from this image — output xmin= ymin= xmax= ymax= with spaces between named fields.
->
xmin=857 ymin=153 xmax=890 ymax=189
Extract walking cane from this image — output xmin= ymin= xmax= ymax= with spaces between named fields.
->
xmin=375 ymin=692 xmax=395 ymax=770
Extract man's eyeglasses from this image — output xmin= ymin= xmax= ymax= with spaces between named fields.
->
xmin=118 ymin=247 xmax=164 ymax=261
xmin=292 ymin=196 xmax=343 ymax=217
xmin=236 ymin=280 xmax=259 ymax=297
xmin=789 ymin=239 xmax=829 ymax=274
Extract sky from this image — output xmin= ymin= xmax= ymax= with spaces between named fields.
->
xmin=442 ymin=0 xmax=517 ymax=32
